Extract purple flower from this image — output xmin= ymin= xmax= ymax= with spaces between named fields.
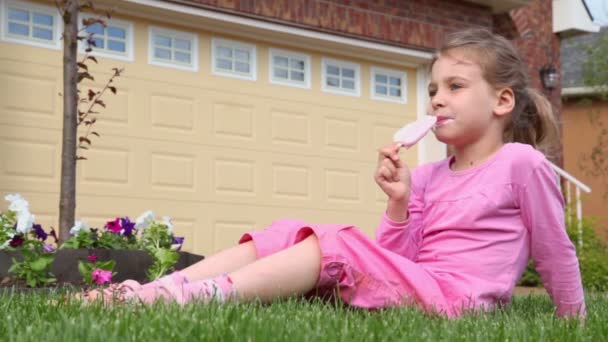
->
xmin=172 ymin=236 xmax=184 ymax=251
xmin=120 ymin=217 xmax=135 ymax=237
xmin=9 ymin=235 xmax=24 ymax=247
xmin=32 ymin=224 xmax=48 ymax=241
xmin=42 ymin=243 xmax=55 ymax=253
xmin=88 ymin=254 xmax=97 ymax=263
xmin=105 ymin=218 xmax=122 ymax=234
xmin=91 ymin=269 xmax=112 ymax=285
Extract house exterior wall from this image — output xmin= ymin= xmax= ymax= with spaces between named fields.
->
xmin=562 ymin=99 xmax=608 ymax=234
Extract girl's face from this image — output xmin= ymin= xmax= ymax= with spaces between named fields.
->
xmin=427 ymin=51 xmax=501 ymax=147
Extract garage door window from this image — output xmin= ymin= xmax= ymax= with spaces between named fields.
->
xmin=149 ymin=26 xmax=198 ymax=72
xmin=1 ymin=0 xmax=61 ymax=49
xmin=322 ymin=58 xmax=360 ymax=97
xmin=212 ymin=38 xmax=257 ymax=81
xmin=371 ymin=67 xmax=407 ymax=103
xmin=79 ymin=16 xmax=133 ymax=61
xmin=269 ymin=48 xmax=310 ymax=89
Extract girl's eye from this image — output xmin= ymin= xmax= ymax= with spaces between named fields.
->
xmin=428 ymin=90 xmax=437 ymax=97
xmin=449 ymin=83 xmax=462 ymax=90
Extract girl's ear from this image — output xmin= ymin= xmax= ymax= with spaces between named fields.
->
xmin=494 ymin=87 xmax=515 ymax=117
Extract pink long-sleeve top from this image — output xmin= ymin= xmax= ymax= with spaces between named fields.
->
xmin=375 ymin=143 xmax=586 ymax=317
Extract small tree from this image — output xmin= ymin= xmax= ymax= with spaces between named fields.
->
xmin=577 ymin=31 xmax=608 ymax=200
xmin=55 ymin=0 xmax=122 ymax=242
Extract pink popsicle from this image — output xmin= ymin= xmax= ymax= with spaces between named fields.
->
xmin=392 ymin=116 xmax=437 ymax=148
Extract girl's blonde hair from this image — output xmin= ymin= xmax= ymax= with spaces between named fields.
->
xmin=430 ymin=28 xmax=559 ymax=158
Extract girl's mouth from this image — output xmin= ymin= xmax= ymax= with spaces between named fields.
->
xmin=434 ymin=116 xmax=453 ymax=127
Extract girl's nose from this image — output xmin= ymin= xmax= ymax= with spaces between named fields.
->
xmin=430 ymin=93 xmax=445 ymax=109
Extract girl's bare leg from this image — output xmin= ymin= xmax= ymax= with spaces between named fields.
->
xmin=229 ymin=234 xmax=322 ymax=302
xmin=179 ymin=241 xmax=258 ymax=282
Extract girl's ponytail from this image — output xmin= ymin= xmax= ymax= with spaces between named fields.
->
xmin=505 ymin=87 xmax=560 ymax=159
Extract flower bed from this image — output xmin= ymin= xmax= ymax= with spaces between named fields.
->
xmin=0 ymin=194 xmax=204 ymax=288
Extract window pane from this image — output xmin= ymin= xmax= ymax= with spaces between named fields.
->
xmin=235 ymin=49 xmax=249 ymax=61
xmin=155 ymin=35 xmax=171 ymax=48
xmin=389 ymin=77 xmax=401 ymax=86
xmin=273 ymin=56 xmax=288 ymax=68
xmin=175 ymin=38 xmax=190 ymax=51
xmin=108 ymin=40 xmax=126 ymax=52
xmin=326 ymin=77 xmax=339 ymax=87
xmin=342 ymin=80 xmax=355 ymax=89
xmin=154 ymin=47 xmax=171 ymax=60
xmin=290 ymin=59 xmax=305 ymax=71
xmin=33 ymin=27 xmax=52 ymax=40
xmin=235 ymin=61 xmax=250 ymax=73
xmin=175 ymin=51 xmax=191 ymax=64
xmin=376 ymin=85 xmax=387 ymax=95
xmin=291 ymin=71 xmax=304 ymax=81
xmin=342 ymin=68 xmax=355 ymax=78
xmin=274 ymin=68 xmax=288 ymax=79
xmin=217 ymin=58 xmax=232 ymax=70
xmin=91 ymin=37 xmax=104 ymax=49
xmin=327 ymin=65 xmax=339 ymax=76
xmin=217 ymin=46 xmax=232 ymax=58
xmin=33 ymin=13 xmax=53 ymax=26
xmin=108 ymin=26 xmax=125 ymax=39
xmin=8 ymin=8 xmax=29 ymax=22
xmin=375 ymin=74 xmax=387 ymax=84
xmin=8 ymin=23 xmax=29 ymax=36
xmin=87 ymin=23 xmax=104 ymax=35
xmin=389 ymin=88 xmax=401 ymax=97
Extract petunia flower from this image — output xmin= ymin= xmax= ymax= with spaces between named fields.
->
xmin=5 ymin=193 xmax=29 ymax=212
xmin=32 ymin=223 xmax=48 ymax=241
xmin=42 ymin=243 xmax=55 ymax=253
xmin=9 ymin=234 xmax=24 ymax=247
xmin=16 ymin=210 xmax=35 ymax=234
xmin=171 ymin=236 xmax=184 ymax=251
xmin=120 ymin=217 xmax=135 ymax=237
xmin=135 ymin=210 xmax=155 ymax=230
xmin=88 ymin=254 xmax=97 ymax=263
xmin=69 ymin=220 xmax=90 ymax=235
xmin=162 ymin=216 xmax=173 ymax=234
xmin=91 ymin=269 xmax=112 ymax=285
xmin=105 ymin=218 xmax=122 ymax=234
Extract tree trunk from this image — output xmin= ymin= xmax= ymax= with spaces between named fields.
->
xmin=58 ymin=0 xmax=79 ymax=243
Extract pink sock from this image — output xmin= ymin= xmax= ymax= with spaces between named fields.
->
xmin=183 ymin=273 xmax=235 ymax=303
xmin=141 ymin=271 xmax=189 ymax=290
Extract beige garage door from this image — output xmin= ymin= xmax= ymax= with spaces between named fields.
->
xmin=0 ymin=1 xmax=435 ymax=255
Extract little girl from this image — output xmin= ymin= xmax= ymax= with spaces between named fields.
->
xmin=86 ymin=28 xmax=586 ymax=318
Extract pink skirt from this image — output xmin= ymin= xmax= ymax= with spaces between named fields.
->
xmin=240 ymin=218 xmax=451 ymax=315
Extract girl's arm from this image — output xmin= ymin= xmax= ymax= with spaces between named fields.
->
xmin=375 ymin=185 xmax=425 ymax=260
xmin=519 ymin=160 xmax=586 ymax=318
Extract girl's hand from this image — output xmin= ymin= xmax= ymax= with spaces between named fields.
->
xmin=374 ymin=143 xmax=411 ymax=202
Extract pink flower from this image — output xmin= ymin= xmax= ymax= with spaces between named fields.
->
xmin=91 ymin=269 xmax=112 ymax=285
xmin=104 ymin=218 xmax=122 ymax=234
xmin=87 ymin=254 xmax=97 ymax=263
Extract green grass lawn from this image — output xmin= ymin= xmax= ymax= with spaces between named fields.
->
xmin=0 ymin=290 xmax=605 ymax=341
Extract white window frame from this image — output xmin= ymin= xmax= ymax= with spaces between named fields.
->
xmin=211 ymin=37 xmax=257 ymax=81
xmin=268 ymin=48 xmax=310 ymax=89
xmin=370 ymin=67 xmax=408 ymax=104
xmin=78 ymin=14 xmax=134 ymax=62
xmin=148 ymin=26 xmax=198 ymax=72
xmin=0 ymin=0 xmax=62 ymax=50
xmin=321 ymin=58 xmax=360 ymax=97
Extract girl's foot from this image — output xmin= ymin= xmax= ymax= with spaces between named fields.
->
xmin=79 ymin=279 xmax=142 ymax=305
xmin=132 ymin=274 xmax=235 ymax=305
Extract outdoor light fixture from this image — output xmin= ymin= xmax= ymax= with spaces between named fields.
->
xmin=539 ymin=65 xmax=559 ymax=90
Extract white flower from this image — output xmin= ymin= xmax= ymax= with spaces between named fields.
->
xmin=135 ymin=210 xmax=155 ymax=230
xmin=69 ymin=220 xmax=90 ymax=235
xmin=162 ymin=216 xmax=173 ymax=234
xmin=15 ymin=210 xmax=35 ymax=234
xmin=5 ymin=193 xmax=29 ymax=212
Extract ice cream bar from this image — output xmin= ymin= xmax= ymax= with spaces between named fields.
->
xmin=393 ymin=116 xmax=437 ymax=148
